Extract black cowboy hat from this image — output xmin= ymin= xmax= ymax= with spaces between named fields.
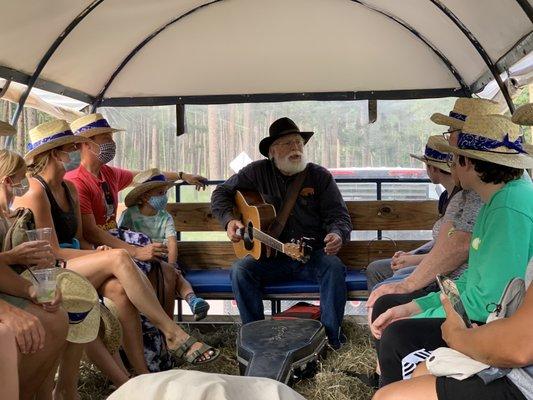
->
xmin=259 ymin=117 xmax=314 ymax=157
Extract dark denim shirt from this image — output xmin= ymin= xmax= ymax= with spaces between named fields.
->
xmin=211 ymin=160 xmax=352 ymax=249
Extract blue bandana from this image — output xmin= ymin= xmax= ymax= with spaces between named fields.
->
xmin=424 ymin=146 xmax=449 ymax=161
xmin=457 ymin=132 xmax=527 ymax=155
xmin=26 ymin=130 xmax=74 ymax=151
xmin=74 ymin=118 xmax=112 ymax=135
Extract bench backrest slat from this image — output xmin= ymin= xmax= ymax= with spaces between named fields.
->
xmin=167 ymin=200 xmax=438 ymax=232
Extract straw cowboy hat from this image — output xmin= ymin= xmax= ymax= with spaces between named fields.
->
xmin=434 ymin=114 xmax=533 ymax=169
xmin=0 ymin=120 xmax=16 ymax=136
xmin=71 ymin=113 xmax=124 ymax=138
xmin=22 ymin=269 xmax=100 ymax=343
xmin=100 ymin=298 xmax=122 ymax=355
xmin=259 ymin=117 xmax=313 ymax=157
xmin=24 ymin=119 xmax=92 ymax=164
xmin=124 ymin=168 xmax=177 ymax=208
xmin=431 ymin=98 xmax=500 ymax=129
xmin=410 ymin=135 xmax=451 ymax=173
xmin=512 ymin=103 xmax=533 ymax=126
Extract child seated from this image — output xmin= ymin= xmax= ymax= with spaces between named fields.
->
xmin=119 ymin=168 xmax=209 ymax=320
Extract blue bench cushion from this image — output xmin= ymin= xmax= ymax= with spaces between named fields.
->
xmin=185 ymin=269 xmax=368 ymax=294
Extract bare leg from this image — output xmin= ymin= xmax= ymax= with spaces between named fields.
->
xmin=0 ymin=324 xmax=19 ymax=400
xmin=99 ymin=278 xmax=149 ymax=375
xmin=66 ymin=250 xmax=214 ymax=361
xmin=175 ymin=271 xmax=194 ymax=300
xmin=372 ymin=375 xmax=438 ymax=400
xmin=85 ymin=338 xmax=129 ymax=388
xmin=19 ymin=305 xmax=68 ymax=400
xmin=148 ymin=262 xmax=177 ymax=318
xmin=53 ymin=343 xmax=84 ymax=400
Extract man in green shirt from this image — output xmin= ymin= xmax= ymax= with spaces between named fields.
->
xmin=372 ymin=114 xmax=533 ymax=387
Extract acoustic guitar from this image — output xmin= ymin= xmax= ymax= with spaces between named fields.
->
xmin=233 ymin=191 xmax=311 ymax=262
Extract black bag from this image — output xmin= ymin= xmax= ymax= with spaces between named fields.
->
xmin=237 ymin=319 xmax=327 ymax=385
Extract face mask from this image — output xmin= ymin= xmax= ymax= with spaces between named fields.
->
xmin=11 ymin=178 xmax=29 ymax=197
xmin=97 ymin=142 xmax=116 ymax=164
xmin=62 ymin=150 xmax=81 ymax=171
xmin=147 ymin=194 xmax=168 ymax=211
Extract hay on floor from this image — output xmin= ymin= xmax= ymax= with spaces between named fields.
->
xmin=78 ymin=317 xmax=377 ymax=400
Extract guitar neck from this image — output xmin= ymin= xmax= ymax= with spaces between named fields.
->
xmin=252 ymin=228 xmax=284 ymax=253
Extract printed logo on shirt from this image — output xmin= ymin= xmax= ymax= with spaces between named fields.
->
xmin=471 ymin=237 xmax=481 ymax=250
xmin=401 ymin=348 xmax=432 ymax=380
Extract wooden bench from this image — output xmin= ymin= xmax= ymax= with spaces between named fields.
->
xmin=168 ymin=200 xmax=438 ymax=308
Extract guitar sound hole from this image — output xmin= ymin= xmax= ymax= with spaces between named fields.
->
xmin=243 ymin=222 xmax=254 ymax=251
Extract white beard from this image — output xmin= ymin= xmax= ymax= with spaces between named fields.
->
xmin=273 ymin=151 xmax=307 ymax=175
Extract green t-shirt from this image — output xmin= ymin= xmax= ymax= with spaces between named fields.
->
xmin=118 ymin=205 xmax=177 ymax=243
xmin=414 ymin=178 xmax=533 ymax=322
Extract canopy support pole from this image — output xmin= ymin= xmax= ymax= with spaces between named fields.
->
xmin=8 ymin=0 xmax=104 ymax=135
xmin=350 ymin=1 xmax=470 ymax=96
xmin=91 ymin=0 xmax=223 ymax=111
xmin=430 ymin=0 xmax=516 ymax=113
xmin=515 ymin=0 xmax=533 ymax=24
xmin=93 ymin=0 xmax=470 ymax=110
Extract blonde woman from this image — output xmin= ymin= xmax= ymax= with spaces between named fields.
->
xmin=0 ymin=148 xmax=69 ymax=400
xmin=15 ymin=122 xmax=218 ymax=381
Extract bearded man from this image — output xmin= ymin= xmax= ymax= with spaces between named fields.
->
xmin=211 ymin=117 xmax=352 ymax=349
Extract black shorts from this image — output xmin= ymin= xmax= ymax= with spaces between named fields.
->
xmin=436 ymin=376 xmax=526 ymax=400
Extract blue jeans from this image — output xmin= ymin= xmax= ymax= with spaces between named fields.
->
xmin=230 ymin=249 xmax=347 ymax=347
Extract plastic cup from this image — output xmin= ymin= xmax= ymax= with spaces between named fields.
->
xmin=32 ymin=267 xmax=58 ymax=303
xmin=26 ymin=227 xmax=52 ymax=242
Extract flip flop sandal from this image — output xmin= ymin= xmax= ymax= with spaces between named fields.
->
xmin=170 ymin=336 xmax=220 ymax=365
xmin=191 ymin=298 xmax=210 ymax=321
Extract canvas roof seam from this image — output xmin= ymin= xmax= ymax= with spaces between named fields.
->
xmin=91 ymin=0 xmax=224 ymax=112
xmin=470 ymin=30 xmax=533 ymax=94
xmin=348 ymin=0 xmax=470 ymax=96
xmin=7 ymin=0 xmax=105 ymax=135
xmin=92 ymin=0 xmax=471 ymax=110
xmin=514 ymin=0 xmax=533 ymax=24
xmin=429 ymin=0 xmax=516 ymax=113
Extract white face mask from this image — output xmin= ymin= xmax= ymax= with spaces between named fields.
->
xmin=11 ymin=177 xmax=29 ymax=197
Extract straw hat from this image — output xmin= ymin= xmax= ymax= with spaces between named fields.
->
xmin=100 ymin=298 xmax=122 ymax=355
xmin=71 ymin=113 xmax=124 ymax=138
xmin=430 ymin=98 xmax=500 ymax=129
xmin=410 ymin=135 xmax=451 ymax=173
xmin=24 ymin=119 xmax=92 ymax=164
xmin=0 ymin=120 xmax=16 ymax=136
xmin=21 ymin=269 xmax=100 ymax=343
xmin=511 ymin=103 xmax=533 ymax=126
xmin=124 ymin=168 xmax=177 ymax=208
xmin=434 ymin=114 xmax=533 ymax=169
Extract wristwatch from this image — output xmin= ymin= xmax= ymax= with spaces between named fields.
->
xmin=178 ymin=171 xmax=183 ymax=180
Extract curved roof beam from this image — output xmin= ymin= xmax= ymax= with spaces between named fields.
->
xmin=348 ymin=1 xmax=470 ymax=94
xmin=9 ymin=0 xmax=105 ymax=129
xmin=429 ymin=0 xmax=516 ymax=113
xmin=92 ymin=0 xmax=223 ymax=111
xmin=93 ymin=0 xmax=469 ymax=110
xmin=515 ymin=0 xmax=533 ymax=24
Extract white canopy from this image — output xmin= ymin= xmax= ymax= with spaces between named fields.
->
xmin=0 ymin=0 xmax=531 ymax=106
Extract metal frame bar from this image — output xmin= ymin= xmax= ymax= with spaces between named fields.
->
xmin=349 ymin=0 xmax=470 ymax=95
xmin=99 ymin=88 xmax=467 ymax=108
xmin=91 ymin=0 xmax=224 ymax=111
xmin=470 ymin=31 xmax=533 ymax=94
xmin=515 ymin=0 xmax=533 ymax=23
xmin=0 ymin=65 xmax=95 ymax=104
xmin=92 ymin=0 xmax=470 ymax=110
xmin=9 ymin=0 xmax=104 ymax=128
xmin=429 ymin=0 xmax=516 ymax=113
